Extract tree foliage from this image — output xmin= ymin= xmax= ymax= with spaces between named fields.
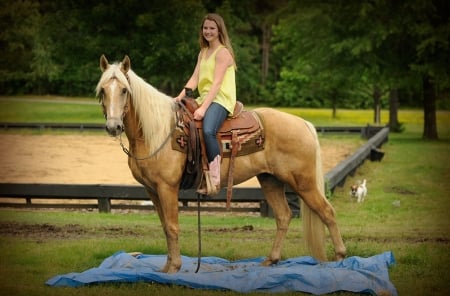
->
xmin=1 ymin=0 xmax=449 ymax=136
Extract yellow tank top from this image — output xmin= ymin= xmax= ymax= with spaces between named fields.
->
xmin=196 ymin=45 xmax=236 ymax=115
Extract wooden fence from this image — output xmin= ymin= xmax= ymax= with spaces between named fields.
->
xmin=0 ymin=125 xmax=388 ymax=216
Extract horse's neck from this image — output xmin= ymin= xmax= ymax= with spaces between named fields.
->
xmin=123 ymin=101 xmax=142 ymax=143
xmin=124 ymin=89 xmax=176 ymax=155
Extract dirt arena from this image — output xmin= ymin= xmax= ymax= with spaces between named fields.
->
xmin=0 ymin=134 xmax=354 ymax=187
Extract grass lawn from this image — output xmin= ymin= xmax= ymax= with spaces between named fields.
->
xmin=0 ymin=96 xmax=449 ymax=295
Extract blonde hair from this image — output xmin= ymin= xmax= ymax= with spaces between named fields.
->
xmin=199 ymin=13 xmax=236 ymax=68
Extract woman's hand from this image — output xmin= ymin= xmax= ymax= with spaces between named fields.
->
xmin=193 ymin=106 xmax=207 ymax=120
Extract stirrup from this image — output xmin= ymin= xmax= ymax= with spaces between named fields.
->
xmin=196 ymin=171 xmax=219 ymax=196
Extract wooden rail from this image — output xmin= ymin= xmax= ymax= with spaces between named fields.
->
xmin=0 ymin=183 xmax=300 ymax=217
xmin=0 ymin=126 xmax=388 ymax=216
xmin=324 ymin=127 xmax=389 ymax=191
xmin=1 ymin=122 xmax=383 ymax=138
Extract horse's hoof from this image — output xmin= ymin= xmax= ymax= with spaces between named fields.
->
xmin=335 ymin=253 xmax=346 ymax=261
xmin=166 ymin=266 xmax=180 ymax=274
xmin=261 ymin=257 xmax=279 ymax=266
xmin=160 ymin=262 xmax=181 ymax=273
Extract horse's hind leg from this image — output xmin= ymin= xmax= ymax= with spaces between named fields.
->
xmin=300 ymin=187 xmax=346 ymax=261
xmin=257 ymin=173 xmax=292 ymax=266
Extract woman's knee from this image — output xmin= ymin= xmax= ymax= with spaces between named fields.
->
xmin=202 ymin=120 xmax=215 ymax=135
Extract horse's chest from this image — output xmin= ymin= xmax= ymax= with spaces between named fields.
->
xmin=128 ymin=158 xmax=147 ymax=184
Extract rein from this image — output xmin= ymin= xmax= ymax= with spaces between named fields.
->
xmin=119 ymin=126 xmax=175 ymax=160
xmin=195 ymin=193 xmax=203 ymax=273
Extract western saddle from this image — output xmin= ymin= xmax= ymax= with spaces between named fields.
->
xmin=175 ymin=91 xmax=264 ymax=208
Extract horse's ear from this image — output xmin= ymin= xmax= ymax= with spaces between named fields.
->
xmin=121 ymin=55 xmax=131 ymax=73
xmin=100 ymin=55 xmax=109 ymax=72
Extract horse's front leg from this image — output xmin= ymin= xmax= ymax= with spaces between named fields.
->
xmin=152 ymin=185 xmax=182 ymax=273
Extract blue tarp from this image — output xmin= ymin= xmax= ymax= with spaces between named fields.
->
xmin=46 ymin=251 xmax=397 ymax=295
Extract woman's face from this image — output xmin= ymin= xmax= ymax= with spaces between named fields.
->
xmin=202 ymin=19 xmax=219 ymax=44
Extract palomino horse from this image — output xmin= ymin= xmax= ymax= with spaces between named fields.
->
xmin=96 ymin=55 xmax=346 ymax=273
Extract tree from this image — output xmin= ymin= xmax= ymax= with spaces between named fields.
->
xmin=271 ymin=2 xmax=369 ymax=111
xmin=406 ymin=0 xmax=450 ymax=139
xmin=388 ymin=88 xmax=403 ymax=132
xmin=0 ymin=0 xmax=40 ymax=94
xmin=270 ymin=0 xmax=449 ymax=139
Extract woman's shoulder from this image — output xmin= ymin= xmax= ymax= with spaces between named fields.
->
xmin=196 ymin=49 xmax=206 ymax=61
xmin=215 ymin=46 xmax=234 ymax=64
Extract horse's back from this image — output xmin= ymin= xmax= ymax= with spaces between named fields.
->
xmin=241 ymin=107 xmax=319 ymax=175
xmin=253 ymin=107 xmax=316 ymax=146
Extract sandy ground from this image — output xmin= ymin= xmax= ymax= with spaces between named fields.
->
xmin=0 ymin=134 xmax=353 ymax=187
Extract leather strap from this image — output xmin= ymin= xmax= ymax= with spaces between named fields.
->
xmin=226 ymin=130 xmax=241 ymax=209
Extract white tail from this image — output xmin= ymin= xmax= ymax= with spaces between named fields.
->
xmin=301 ymin=121 xmax=328 ymax=261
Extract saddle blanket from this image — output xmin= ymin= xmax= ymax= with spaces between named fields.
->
xmin=46 ymin=251 xmax=397 ymax=295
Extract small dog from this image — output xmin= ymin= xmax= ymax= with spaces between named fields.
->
xmin=350 ymin=179 xmax=367 ymax=203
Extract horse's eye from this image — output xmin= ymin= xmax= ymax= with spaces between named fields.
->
xmin=122 ymin=88 xmax=127 ymax=95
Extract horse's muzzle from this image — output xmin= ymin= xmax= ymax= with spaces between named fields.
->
xmin=105 ymin=118 xmax=124 ymax=136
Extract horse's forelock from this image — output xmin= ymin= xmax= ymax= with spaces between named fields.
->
xmin=96 ymin=63 xmax=131 ymax=96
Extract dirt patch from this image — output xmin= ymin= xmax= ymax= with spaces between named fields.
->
xmin=205 ymin=225 xmax=256 ymax=233
xmin=383 ymin=186 xmax=417 ymax=195
xmin=0 ymin=134 xmax=137 ymax=185
xmin=0 ymin=134 xmax=354 ymax=186
xmin=3 ymin=221 xmax=449 ymax=244
xmin=0 ymin=221 xmax=142 ymax=241
xmin=0 ymin=222 xmax=86 ymax=239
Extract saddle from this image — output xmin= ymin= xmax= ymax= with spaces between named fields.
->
xmin=174 ymin=95 xmax=264 ymax=208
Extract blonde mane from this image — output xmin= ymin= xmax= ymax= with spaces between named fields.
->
xmin=96 ymin=62 xmax=176 ymax=156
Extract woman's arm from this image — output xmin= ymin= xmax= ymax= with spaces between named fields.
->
xmin=174 ymin=52 xmax=202 ymax=101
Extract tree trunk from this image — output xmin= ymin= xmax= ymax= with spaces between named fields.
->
xmin=422 ymin=75 xmax=438 ymax=140
xmin=331 ymin=88 xmax=337 ymax=119
xmin=373 ymin=86 xmax=382 ymax=124
xmin=261 ymin=23 xmax=271 ymax=84
xmin=388 ymin=88 xmax=402 ymax=132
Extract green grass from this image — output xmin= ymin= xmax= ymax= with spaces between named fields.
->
xmin=0 ymin=96 xmax=103 ymax=123
xmin=331 ymin=126 xmax=450 ymax=295
xmin=1 ymin=95 xmax=449 ymax=130
xmin=0 ymin=96 xmax=449 ymax=295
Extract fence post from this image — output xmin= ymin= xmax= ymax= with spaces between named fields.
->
xmin=98 ymin=198 xmax=111 ymax=213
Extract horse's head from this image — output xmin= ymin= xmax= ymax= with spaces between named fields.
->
xmin=97 ymin=55 xmax=132 ymax=137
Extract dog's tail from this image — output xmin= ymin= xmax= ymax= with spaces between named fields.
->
xmin=362 ymin=179 xmax=366 ymax=186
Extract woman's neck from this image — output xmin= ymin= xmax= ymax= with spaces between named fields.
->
xmin=208 ymin=40 xmax=222 ymax=50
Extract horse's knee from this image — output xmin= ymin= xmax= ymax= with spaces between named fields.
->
xmin=274 ymin=208 xmax=292 ymax=225
xmin=305 ymin=198 xmax=336 ymax=226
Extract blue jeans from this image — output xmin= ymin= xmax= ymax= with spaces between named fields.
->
xmin=203 ymin=102 xmax=228 ymax=162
